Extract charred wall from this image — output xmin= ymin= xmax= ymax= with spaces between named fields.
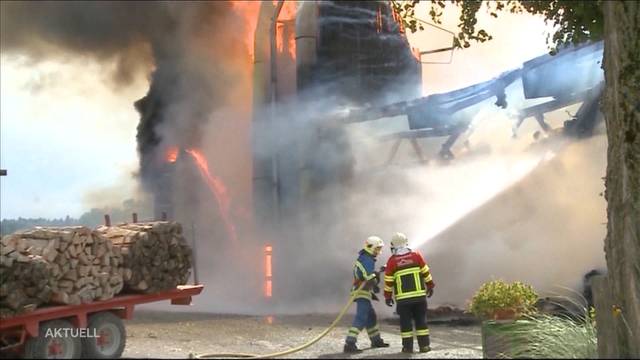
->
xmin=297 ymin=1 xmax=423 ymax=192
xmin=261 ymin=1 xmax=424 ymax=304
xmin=300 ymin=1 xmax=422 ymax=105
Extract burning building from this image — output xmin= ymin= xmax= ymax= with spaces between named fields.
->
xmin=249 ymin=1 xmax=424 ymax=305
xmin=127 ymin=2 xmax=255 ymax=239
xmin=251 ymin=0 xmax=422 ymax=231
xmin=130 ymin=2 xmax=424 ymax=282
xmin=296 ymin=1 xmax=422 ymax=103
xmin=0 ymin=0 xmax=608 ymax=312
xmin=245 ymin=1 xmax=606 ymax=308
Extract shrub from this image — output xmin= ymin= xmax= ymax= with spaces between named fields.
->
xmin=510 ymin=309 xmax=598 ymax=358
xmin=469 ymin=280 xmax=538 ymax=320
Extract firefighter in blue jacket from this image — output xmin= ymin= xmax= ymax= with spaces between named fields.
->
xmin=343 ymin=236 xmax=390 ymax=353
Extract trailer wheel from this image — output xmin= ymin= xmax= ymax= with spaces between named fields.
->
xmin=23 ymin=319 xmax=82 ymax=359
xmin=81 ymin=312 xmax=126 ymax=359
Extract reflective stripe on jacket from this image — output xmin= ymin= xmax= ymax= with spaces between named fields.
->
xmin=351 ymin=248 xmax=377 ymax=300
xmin=383 ymin=250 xmax=434 ymax=302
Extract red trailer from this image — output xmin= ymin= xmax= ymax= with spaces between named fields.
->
xmin=0 ymin=284 xmax=203 ymax=359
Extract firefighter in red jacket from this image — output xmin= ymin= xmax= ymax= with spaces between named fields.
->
xmin=383 ymin=232 xmax=435 ymax=353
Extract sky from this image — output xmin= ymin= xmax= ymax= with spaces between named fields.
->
xmin=0 ymin=2 xmax=554 ymax=220
xmin=0 ymin=56 xmax=148 ymax=218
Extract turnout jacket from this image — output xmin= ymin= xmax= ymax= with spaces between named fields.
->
xmin=351 ymin=248 xmax=378 ymax=300
xmin=383 ymin=250 xmax=435 ymax=303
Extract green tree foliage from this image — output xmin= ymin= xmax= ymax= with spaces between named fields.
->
xmin=391 ymin=0 xmax=603 ymax=52
xmin=0 ymin=217 xmax=78 ymax=236
xmin=77 ymin=198 xmax=153 ymax=228
xmin=0 ymin=198 xmax=152 ymax=236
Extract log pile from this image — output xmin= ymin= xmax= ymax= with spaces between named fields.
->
xmin=0 ymin=226 xmax=124 ymax=317
xmin=96 ymin=222 xmax=192 ymax=293
xmin=0 ymin=238 xmax=51 ymax=318
xmin=0 ymin=222 xmax=192 ymax=317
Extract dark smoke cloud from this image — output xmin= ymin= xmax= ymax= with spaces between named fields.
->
xmin=1 ymin=2 xmax=255 ymax=302
xmin=1 ymin=0 xmax=251 ymax=182
xmin=0 ymin=1 xmax=238 ymax=87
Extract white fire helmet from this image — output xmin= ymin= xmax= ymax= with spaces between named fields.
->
xmin=365 ymin=236 xmax=384 ymax=249
xmin=390 ymin=232 xmax=408 ymax=249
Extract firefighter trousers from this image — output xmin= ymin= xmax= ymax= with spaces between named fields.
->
xmin=396 ymin=298 xmax=430 ymax=351
xmin=345 ymin=299 xmax=383 ymax=345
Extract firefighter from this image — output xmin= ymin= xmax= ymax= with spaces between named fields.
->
xmin=383 ymin=232 xmax=435 ymax=353
xmin=343 ymin=236 xmax=390 ymax=353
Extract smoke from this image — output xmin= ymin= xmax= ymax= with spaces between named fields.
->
xmin=0 ymin=1 xmax=252 ymax=88
xmin=183 ymin=20 xmax=606 ymax=315
xmin=3 ymin=0 xmax=252 ymax=184
xmin=2 ymin=1 xmax=259 ymax=312
xmin=423 ymin=132 xmax=608 ymax=308
xmin=81 ymin=166 xmax=144 ymax=210
xmin=0 ymin=0 xmax=251 ymax=176
xmin=244 ymin=111 xmax=606 ymax=317
xmin=1 ymin=1 xmax=156 ymax=87
xmin=198 ymin=60 xmax=608 ymax=315
xmin=2 ymin=1 xmax=608 ymax=317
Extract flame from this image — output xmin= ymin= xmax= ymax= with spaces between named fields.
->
xmin=279 ymin=1 xmax=297 ymax=20
xmin=412 ymin=47 xmax=421 ymax=62
xmin=264 ymin=244 xmax=273 ymax=298
xmin=165 ymin=146 xmax=179 ymax=163
xmin=231 ymin=1 xmax=261 ymax=61
xmin=185 ymin=148 xmax=238 ymax=244
xmin=276 ymin=1 xmax=297 ymax=59
xmin=392 ymin=6 xmax=405 ymax=33
xmin=231 ymin=1 xmax=297 ymax=60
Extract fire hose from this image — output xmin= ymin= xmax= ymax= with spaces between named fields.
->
xmin=188 ymin=281 xmax=368 ymax=359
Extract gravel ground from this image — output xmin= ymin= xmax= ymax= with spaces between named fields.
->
xmin=122 ymin=311 xmax=482 ymax=359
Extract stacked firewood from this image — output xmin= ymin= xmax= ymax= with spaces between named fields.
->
xmin=0 ymin=239 xmax=51 ymax=318
xmin=0 ymin=226 xmax=124 ymax=317
xmin=0 ymin=222 xmax=192 ymax=317
xmin=96 ymin=222 xmax=192 ymax=293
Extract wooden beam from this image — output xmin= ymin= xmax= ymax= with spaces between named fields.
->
xmin=409 ymin=138 xmax=426 ymax=163
xmin=384 ymin=138 xmax=402 ymax=166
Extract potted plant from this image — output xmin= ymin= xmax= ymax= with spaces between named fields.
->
xmin=468 ymin=280 xmax=538 ymax=358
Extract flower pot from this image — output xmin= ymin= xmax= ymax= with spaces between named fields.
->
xmin=481 ymin=319 xmax=532 ymax=359
xmin=492 ymin=308 xmax=518 ymax=320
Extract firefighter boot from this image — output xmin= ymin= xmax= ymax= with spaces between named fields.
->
xmin=401 ymin=337 xmax=414 ymax=353
xmin=418 ymin=334 xmax=431 ymax=353
xmin=343 ymin=342 xmax=363 ymax=354
xmin=370 ymin=336 xmax=390 ymax=348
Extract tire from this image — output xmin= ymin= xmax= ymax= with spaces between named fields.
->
xmin=81 ymin=312 xmax=126 ymax=359
xmin=23 ymin=319 xmax=82 ymax=359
